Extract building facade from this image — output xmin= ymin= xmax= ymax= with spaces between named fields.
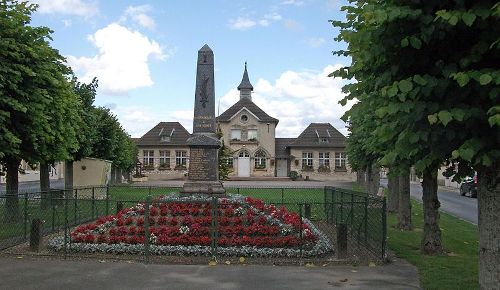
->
xmin=135 ymin=64 xmax=354 ymax=181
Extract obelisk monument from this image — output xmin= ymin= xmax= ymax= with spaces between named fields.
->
xmin=181 ymin=44 xmax=225 ymax=195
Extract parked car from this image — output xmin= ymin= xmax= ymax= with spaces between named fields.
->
xmin=459 ymin=174 xmax=477 ymax=198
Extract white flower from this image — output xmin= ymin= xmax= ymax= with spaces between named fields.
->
xmin=179 ymin=226 xmax=190 ymax=234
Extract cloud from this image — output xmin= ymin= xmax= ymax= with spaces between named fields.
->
xmin=67 ymin=23 xmax=171 ymax=95
xmin=111 ymin=106 xmax=160 ymax=137
xmin=281 ymin=0 xmax=305 ymax=6
xmin=219 ymin=65 xmax=354 ymax=137
xmin=229 ymin=17 xmax=257 ymax=30
xmin=306 ymin=37 xmax=326 ymax=48
xmin=31 ymin=0 xmax=98 ymax=18
xmin=284 ymin=19 xmax=302 ymax=31
xmin=121 ymin=5 xmax=155 ymax=30
xmin=229 ymin=13 xmax=282 ymax=30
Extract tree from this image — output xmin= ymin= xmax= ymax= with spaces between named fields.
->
xmin=216 ymin=126 xmax=233 ymax=180
xmin=0 ymin=1 xmax=81 ymax=219
xmin=332 ymin=0 xmax=499 ymax=287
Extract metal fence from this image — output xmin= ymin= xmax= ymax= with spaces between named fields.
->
xmin=324 ymin=186 xmax=387 ymax=260
xmin=0 ymin=185 xmax=386 ymax=264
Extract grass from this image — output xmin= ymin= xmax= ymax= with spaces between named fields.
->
xmin=387 ymin=198 xmax=478 ymax=290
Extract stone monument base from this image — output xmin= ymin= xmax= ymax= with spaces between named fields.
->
xmin=181 ymin=180 xmax=226 ymax=195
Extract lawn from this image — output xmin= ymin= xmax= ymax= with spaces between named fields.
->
xmin=387 ymin=199 xmax=478 ymax=290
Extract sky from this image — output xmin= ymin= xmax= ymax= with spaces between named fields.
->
xmin=29 ymin=0 xmax=353 ymax=138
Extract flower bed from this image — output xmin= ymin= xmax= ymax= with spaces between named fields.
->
xmin=48 ymin=194 xmax=333 ymax=257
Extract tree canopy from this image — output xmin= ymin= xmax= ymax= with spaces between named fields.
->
xmin=331 ymin=0 xmax=499 ymax=287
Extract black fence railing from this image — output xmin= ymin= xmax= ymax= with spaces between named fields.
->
xmin=0 ymin=185 xmax=386 ymax=263
xmin=324 ymin=186 xmax=387 ymax=260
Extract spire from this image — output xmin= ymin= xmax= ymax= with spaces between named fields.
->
xmin=238 ymin=62 xmax=253 ymax=100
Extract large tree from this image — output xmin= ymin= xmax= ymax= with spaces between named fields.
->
xmin=332 ymin=0 xmax=499 ymax=287
xmin=0 ymin=1 xmax=81 ymax=219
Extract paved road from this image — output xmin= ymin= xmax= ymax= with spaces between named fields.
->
xmin=0 ymin=256 xmax=421 ymax=290
xmin=0 ymin=179 xmax=64 ymax=195
xmin=380 ymin=178 xmax=478 ymax=225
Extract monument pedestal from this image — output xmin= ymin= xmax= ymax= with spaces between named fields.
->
xmin=181 ymin=134 xmax=225 ymax=195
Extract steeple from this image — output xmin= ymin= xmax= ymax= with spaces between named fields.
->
xmin=237 ymin=62 xmax=253 ymax=100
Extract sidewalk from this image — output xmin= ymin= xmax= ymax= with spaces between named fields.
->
xmin=0 ymin=256 xmax=421 ymax=290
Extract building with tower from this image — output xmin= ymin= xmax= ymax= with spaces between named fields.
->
xmin=135 ymin=62 xmax=354 ymax=181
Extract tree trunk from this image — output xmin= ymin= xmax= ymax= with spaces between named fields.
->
xmin=421 ymin=167 xmax=443 ymax=254
xmin=366 ymin=164 xmax=380 ymax=195
xmin=366 ymin=165 xmax=372 ymax=194
xmin=40 ymin=162 xmax=51 ymax=209
xmin=387 ymin=173 xmax=399 ymax=213
xmin=64 ymin=160 xmax=73 ymax=199
xmin=477 ymin=163 xmax=499 ymax=290
xmin=370 ymin=164 xmax=380 ymax=195
xmin=356 ymin=170 xmax=363 ymax=184
xmin=4 ymin=158 xmax=21 ymax=222
xmin=398 ymin=173 xmax=412 ymax=231
xmin=358 ymin=169 xmax=366 ymax=189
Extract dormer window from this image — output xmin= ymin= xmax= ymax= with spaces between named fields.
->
xmin=161 ymin=136 xmax=171 ymax=142
xmin=240 ymin=114 xmax=248 ymax=123
xmin=320 ymin=138 xmax=329 ymax=143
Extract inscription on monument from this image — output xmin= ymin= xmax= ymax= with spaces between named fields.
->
xmin=188 ymin=148 xmax=217 ymax=181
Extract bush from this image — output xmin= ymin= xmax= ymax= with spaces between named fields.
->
xmin=289 ymin=171 xmax=298 ymax=181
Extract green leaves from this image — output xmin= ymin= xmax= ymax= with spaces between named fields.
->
xmin=438 ymin=111 xmax=453 ymax=126
xmin=387 ymin=85 xmax=398 ymax=97
xmin=479 ymin=73 xmax=492 ymax=85
xmin=453 ymin=72 xmax=470 ymax=87
xmin=462 ymin=12 xmax=476 ymax=26
xmin=410 ymin=36 xmax=422 ymax=49
xmin=398 ymin=79 xmax=413 ymax=93
xmin=401 ymin=38 xmax=409 ymax=47
xmin=413 ymin=75 xmax=427 ymax=86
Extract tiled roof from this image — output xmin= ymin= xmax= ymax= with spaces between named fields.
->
xmin=136 ymin=122 xmax=191 ymax=146
xmin=289 ymin=123 xmax=346 ymax=148
xmin=217 ymin=98 xmax=279 ymax=123
xmin=275 ymin=138 xmax=295 ymax=158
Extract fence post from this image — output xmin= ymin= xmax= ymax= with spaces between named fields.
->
xmin=23 ymin=192 xmax=28 ymax=240
xmin=64 ymin=194 xmax=68 ymax=259
xmin=364 ymin=196 xmax=368 ymax=243
xmin=337 ymin=223 xmax=348 ymax=259
xmin=144 ymin=195 xmax=151 ymax=264
xmin=350 ymin=193 xmax=354 ymax=224
xmin=73 ymin=188 xmax=77 ymax=224
xmin=237 ymin=188 xmax=240 ymax=195
xmin=281 ymin=188 xmax=284 ymax=205
xmin=340 ymin=190 xmax=344 ymax=223
xmin=52 ymin=197 xmax=56 ymax=231
xmin=381 ymin=197 xmax=387 ymax=261
xmin=299 ymin=204 xmax=303 ymax=258
xmin=148 ymin=186 xmax=152 ymax=196
xmin=332 ymin=188 xmax=336 ymax=224
xmin=105 ymin=186 xmax=109 ymax=215
xmin=91 ymin=187 xmax=95 ymax=220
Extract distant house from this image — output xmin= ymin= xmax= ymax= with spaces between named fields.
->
xmin=134 ymin=64 xmax=354 ymax=181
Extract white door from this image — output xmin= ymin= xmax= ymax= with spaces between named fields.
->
xmin=276 ymin=159 xmax=287 ymax=177
xmin=238 ymin=151 xmax=250 ymax=177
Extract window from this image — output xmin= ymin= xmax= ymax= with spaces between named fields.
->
xmin=224 ymin=157 xmax=234 ymax=167
xmin=176 ymin=151 xmax=187 ymax=168
xmin=320 ymin=138 xmax=329 ymax=143
xmin=254 ymin=150 xmax=266 ymax=169
xmin=143 ymin=150 xmax=154 ymax=166
xmin=161 ymin=136 xmax=171 ymax=142
xmin=239 ymin=150 xmax=250 ymax=158
xmin=231 ymin=129 xmax=241 ymax=141
xmin=247 ymin=129 xmax=257 ymax=141
xmin=159 ymin=150 xmax=170 ymax=168
xmin=302 ymin=152 xmax=313 ymax=169
xmin=335 ymin=152 xmax=347 ymax=169
xmin=319 ymin=152 xmax=330 ymax=167
xmin=240 ymin=114 xmax=248 ymax=122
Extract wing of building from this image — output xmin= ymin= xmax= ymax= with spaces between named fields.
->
xmin=134 ymin=64 xmax=354 ymax=181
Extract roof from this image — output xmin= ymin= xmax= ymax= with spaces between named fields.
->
xmin=275 ymin=138 xmax=295 ymax=158
xmin=136 ymin=122 xmax=191 ymax=147
xmin=217 ymin=98 xmax=279 ymax=123
xmin=237 ymin=62 xmax=253 ymax=91
xmin=289 ymin=123 xmax=346 ymax=148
